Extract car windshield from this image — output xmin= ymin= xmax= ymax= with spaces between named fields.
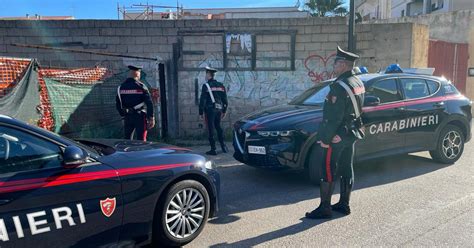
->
xmin=289 ymin=82 xmax=331 ymax=106
xmin=28 ymin=125 xmax=101 ymax=158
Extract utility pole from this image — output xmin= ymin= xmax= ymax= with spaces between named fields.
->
xmin=348 ymin=0 xmax=356 ymax=52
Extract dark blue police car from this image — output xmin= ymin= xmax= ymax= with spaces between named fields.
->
xmin=0 ymin=115 xmax=219 ymax=247
xmin=233 ymin=68 xmax=472 ymax=183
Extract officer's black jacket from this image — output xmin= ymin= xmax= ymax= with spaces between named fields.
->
xmin=115 ymin=78 xmax=154 ymax=118
xmin=317 ymin=70 xmax=365 ymax=144
xmin=199 ymin=79 xmax=228 ymax=115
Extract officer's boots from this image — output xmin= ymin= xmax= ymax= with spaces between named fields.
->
xmin=332 ymin=178 xmax=353 ymax=215
xmin=305 ymin=181 xmax=335 ymax=219
xmin=206 ymin=141 xmax=218 ymax=156
xmin=221 ymin=143 xmax=228 ymax=153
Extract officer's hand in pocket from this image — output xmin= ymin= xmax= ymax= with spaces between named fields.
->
xmin=147 ymin=117 xmax=155 ymax=129
xmin=319 ymin=141 xmax=330 ymax=148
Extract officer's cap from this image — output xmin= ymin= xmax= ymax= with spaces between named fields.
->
xmin=205 ymin=66 xmax=218 ymax=73
xmin=128 ymin=65 xmax=143 ymax=71
xmin=335 ymin=46 xmax=359 ymax=62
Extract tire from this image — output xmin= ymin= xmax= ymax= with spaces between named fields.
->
xmin=307 ymin=144 xmax=322 ymax=185
xmin=429 ymin=124 xmax=465 ymax=164
xmin=154 ymin=180 xmax=210 ymax=247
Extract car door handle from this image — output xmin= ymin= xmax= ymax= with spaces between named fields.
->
xmin=0 ymin=199 xmax=10 ymax=206
xmin=433 ymin=102 xmax=445 ymax=108
xmin=394 ymin=107 xmax=406 ymax=111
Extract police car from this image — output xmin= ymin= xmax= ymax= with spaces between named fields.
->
xmin=233 ymin=66 xmax=472 ymax=183
xmin=0 ymin=115 xmax=219 ymax=247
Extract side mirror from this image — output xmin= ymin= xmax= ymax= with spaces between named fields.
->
xmin=63 ymin=146 xmax=87 ymax=168
xmin=364 ymin=96 xmax=381 ymax=106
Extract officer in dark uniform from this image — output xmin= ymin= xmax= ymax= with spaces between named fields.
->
xmin=115 ymin=65 xmax=155 ymax=141
xmin=199 ymin=66 xmax=228 ymax=156
xmin=306 ymin=46 xmax=365 ymax=219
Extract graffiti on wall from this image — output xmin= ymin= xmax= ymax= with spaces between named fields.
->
xmin=185 ymin=53 xmax=314 ymax=108
xmin=304 ymin=53 xmax=337 ymax=83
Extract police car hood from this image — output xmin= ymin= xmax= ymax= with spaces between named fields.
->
xmin=76 ymin=139 xmax=191 ymax=155
xmin=237 ymin=104 xmax=323 ymax=131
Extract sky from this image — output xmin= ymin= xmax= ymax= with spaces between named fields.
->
xmin=0 ymin=0 xmax=348 ymax=19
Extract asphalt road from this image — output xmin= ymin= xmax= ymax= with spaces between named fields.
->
xmin=186 ymin=139 xmax=474 ymax=247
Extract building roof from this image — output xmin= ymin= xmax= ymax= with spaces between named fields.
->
xmin=0 ymin=15 xmax=75 ymax=20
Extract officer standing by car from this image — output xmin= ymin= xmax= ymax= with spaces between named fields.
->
xmin=199 ymin=66 xmax=229 ymax=155
xmin=115 ymin=65 xmax=155 ymax=141
xmin=306 ymin=46 xmax=365 ymax=219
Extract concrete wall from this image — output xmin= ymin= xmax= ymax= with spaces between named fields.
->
xmin=0 ymin=18 xmax=428 ymax=138
xmin=365 ymin=10 xmax=474 ymax=107
xmin=367 ymin=9 xmax=474 ymax=43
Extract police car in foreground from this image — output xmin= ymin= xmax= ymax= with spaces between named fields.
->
xmin=233 ymin=65 xmax=472 ymax=183
xmin=0 ymin=115 xmax=219 ymax=247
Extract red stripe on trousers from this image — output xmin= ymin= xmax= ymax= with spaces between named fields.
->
xmin=325 ymin=146 xmax=333 ymax=182
xmin=143 ymin=115 xmax=147 ymax=141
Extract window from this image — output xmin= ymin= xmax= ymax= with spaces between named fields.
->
xmin=0 ymin=126 xmax=62 ymax=174
xmin=401 ymin=10 xmax=405 ymax=17
xmin=426 ymin=80 xmax=440 ymax=94
xmin=401 ymin=78 xmax=430 ymax=99
xmin=366 ymin=79 xmax=402 ymax=104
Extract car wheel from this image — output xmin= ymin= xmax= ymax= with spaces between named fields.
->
xmin=155 ymin=180 xmax=210 ymax=247
xmin=307 ymin=144 xmax=322 ymax=185
xmin=429 ymin=124 xmax=465 ymax=164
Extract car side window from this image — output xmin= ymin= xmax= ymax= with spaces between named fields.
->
xmin=0 ymin=126 xmax=63 ymax=174
xmin=426 ymin=80 xmax=440 ymax=94
xmin=366 ymin=79 xmax=402 ymax=104
xmin=401 ymin=78 xmax=430 ymax=99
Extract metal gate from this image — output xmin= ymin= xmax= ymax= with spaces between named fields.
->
xmin=428 ymin=40 xmax=469 ymax=93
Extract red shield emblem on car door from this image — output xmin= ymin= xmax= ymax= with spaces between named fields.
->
xmin=100 ymin=197 xmax=116 ymax=217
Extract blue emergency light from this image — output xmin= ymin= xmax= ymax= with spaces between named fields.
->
xmin=385 ymin=64 xmax=403 ymax=73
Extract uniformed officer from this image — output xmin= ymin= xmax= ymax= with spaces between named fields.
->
xmin=306 ymin=46 xmax=365 ymax=219
xmin=199 ymin=66 xmax=228 ymax=156
xmin=115 ymin=65 xmax=155 ymax=141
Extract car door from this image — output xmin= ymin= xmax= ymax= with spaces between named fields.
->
xmin=356 ymin=78 xmax=407 ymax=159
xmin=400 ymin=78 xmax=445 ymax=151
xmin=0 ymin=124 xmax=122 ymax=247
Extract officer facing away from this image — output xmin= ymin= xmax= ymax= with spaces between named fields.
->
xmin=199 ymin=66 xmax=229 ymax=156
xmin=115 ymin=65 xmax=155 ymax=141
xmin=306 ymin=46 xmax=365 ymax=219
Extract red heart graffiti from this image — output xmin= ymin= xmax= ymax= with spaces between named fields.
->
xmin=304 ymin=53 xmax=337 ymax=83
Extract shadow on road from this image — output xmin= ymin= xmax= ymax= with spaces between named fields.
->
xmin=211 ymin=153 xmax=450 ymax=224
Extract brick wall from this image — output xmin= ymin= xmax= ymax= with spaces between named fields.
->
xmin=0 ymin=18 xmax=428 ymax=138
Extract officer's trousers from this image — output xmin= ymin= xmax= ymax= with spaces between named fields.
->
xmin=316 ymin=135 xmax=356 ymax=183
xmin=204 ymin=108 xmax=224 ymax=150
xmin=124 ymin=112 xmax=148 ymax=141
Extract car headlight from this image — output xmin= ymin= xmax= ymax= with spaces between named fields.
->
xmin=257 ymin=130 xmax=294 ymax=137
xmin=204 ymin=160 xmax=214 ymax=170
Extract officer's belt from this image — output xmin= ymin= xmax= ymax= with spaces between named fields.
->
xmin=124 ymin=102 xmax=145 ymax=114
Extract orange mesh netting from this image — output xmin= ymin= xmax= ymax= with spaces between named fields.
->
xmin=0 ymin=57 xmax=31 ymax=97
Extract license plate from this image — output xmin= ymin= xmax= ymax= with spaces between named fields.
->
xmin=248 ymin=146 xmax=266 ymax=155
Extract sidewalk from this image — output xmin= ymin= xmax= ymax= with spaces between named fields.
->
xmin=183 ymin=142 xmax=240 ymax=168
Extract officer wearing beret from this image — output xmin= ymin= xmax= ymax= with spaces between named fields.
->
xmin=306 ymin=46 xmax=365 ymax=219
xmin=115 ymin=65 xmax=155 ymax=141
xmin=199 ymin=66 xmax=229 ymax=155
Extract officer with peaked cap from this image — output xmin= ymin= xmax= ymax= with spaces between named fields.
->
xmin=115 ymin=65 xmax=155 ymax=141
xmin=306 ymin=46 xmax=366 ymax=219
xmin=199 ymin=66 xmax=229 ymax=155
